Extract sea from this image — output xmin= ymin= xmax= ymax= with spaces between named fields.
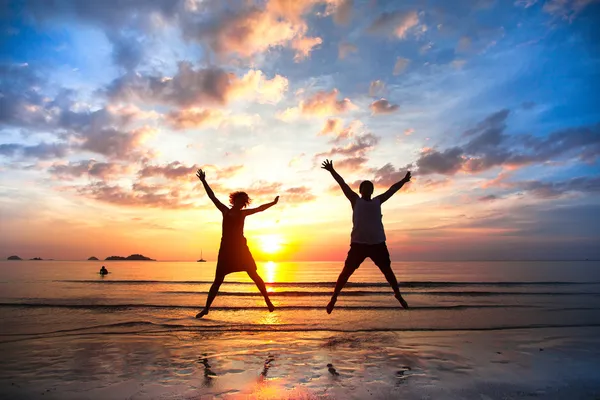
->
xmin=1 ymin=260 xmax=600 ymax=334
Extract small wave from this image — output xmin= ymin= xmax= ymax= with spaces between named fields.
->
xmin=0 ymin=303 xmax=533 ymax=311
xmin=162 ymin=290 xmax=600 ymax=297
xmin=2 ymin=320 xmax=600 ymax=343
xmin=55 ymin=280 xmax=600 ymax=288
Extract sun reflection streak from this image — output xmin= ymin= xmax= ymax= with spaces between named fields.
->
xmin=265 ymin=261 xmax=276 ymax=284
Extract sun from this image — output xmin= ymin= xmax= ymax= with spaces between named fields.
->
xmin=259 ymin=234 xmax=284 ymax=254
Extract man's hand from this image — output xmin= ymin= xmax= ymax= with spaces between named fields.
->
xmin=196 ymin=169 xmax=206 ymax=182
xmin=403 ymin=171 xmax=412 ymax=183
xmin=273 ymin=196 xmax=279 ymax=204
xmin=321 ymin=159 xmax=334 ymax=172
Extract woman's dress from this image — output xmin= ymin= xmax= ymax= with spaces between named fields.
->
xmin=216 ymin=209 xmax=257 ymax=276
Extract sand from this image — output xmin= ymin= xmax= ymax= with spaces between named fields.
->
xmin=1 ymin=327 xmax=600 ymax=399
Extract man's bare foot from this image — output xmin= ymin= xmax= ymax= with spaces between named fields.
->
xmin=395 ymin=294 xmax=409 ymax=309
xmin=267 ymin=302 xmax=275 ymax=312
xmin=326 ymin=300 xmax=335 ymax=314
xmin=196 ymin=308 xmax=209 ymax=318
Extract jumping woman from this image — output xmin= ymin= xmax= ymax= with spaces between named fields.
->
xmin=195 ymin=169 xmax=278 ymax=318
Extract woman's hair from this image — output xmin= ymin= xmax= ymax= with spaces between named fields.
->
xmin=229 ymin=191 xmax=251 ymax=208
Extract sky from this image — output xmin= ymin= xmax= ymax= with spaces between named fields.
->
xmin=0 ymin=0 xmax=599 ymax=262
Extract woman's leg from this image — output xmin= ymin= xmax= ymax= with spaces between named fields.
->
xmin=196 ymin=274 xmax=225 ymax=318
xmin=247 ymin=270 xmax=275 ymax=312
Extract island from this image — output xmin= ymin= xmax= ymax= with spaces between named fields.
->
xmin=29 ymin=257 xmax=43 ymax=260
xmin=7 ymin=255 xmax=22 ymax=260
xmin=88 ymin=256 xmax=99 ymax=261
xmin=104 ymin=254 xmax=156 ymax=261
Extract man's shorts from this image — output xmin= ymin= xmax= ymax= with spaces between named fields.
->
xmin=344 ymin=242 xmax=391 ymax=272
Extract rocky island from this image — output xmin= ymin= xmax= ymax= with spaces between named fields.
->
xmin=29 ymin=257 xmax=43 ymax=260
xmin=104 ymin=254 xmax=156 ymax=261
xmin=88 ymin=256 xmax=99 ymax=261
xmin=7 ymin=255 xmax=22 ymax=260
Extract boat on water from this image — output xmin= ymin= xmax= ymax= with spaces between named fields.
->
xmin=197 ymin=250 xmax=206 ymax=262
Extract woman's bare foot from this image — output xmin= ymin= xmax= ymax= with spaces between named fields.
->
xmin=267 ymin=302 xmax=275 ymax=312
xmin=395 ymin=294 xmax=409 ymax=309
xmin=326 ymin=300 xmax=335 ymax=314
xmin=196 ymin=308 xmax=209 ymax=318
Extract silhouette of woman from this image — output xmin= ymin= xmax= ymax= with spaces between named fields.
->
xmin=195 ymin=169 xmax=278 ymax=318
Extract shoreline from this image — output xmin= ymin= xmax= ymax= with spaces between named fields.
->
xmin=2 ymin=327 xmax=600 ymax=399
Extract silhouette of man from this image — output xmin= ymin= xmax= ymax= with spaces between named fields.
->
xmin=321 ymin=159 xmax=411 ymax=314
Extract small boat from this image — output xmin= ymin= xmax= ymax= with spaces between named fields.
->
xmin=197 ymin=250 xmax=207 ymax=262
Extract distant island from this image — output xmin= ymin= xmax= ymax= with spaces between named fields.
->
xmin=88 ymin=256 xmax=99 ymax=261
xmin=29 ymin=257 xmax=43 ymax=260
xmin=105 ymin=254 xmax=156 ymax=261
xmin=7 ymin=255 xmax=22 ymax=260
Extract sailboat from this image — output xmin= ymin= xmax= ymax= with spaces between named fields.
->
xmin=197 ymin=250 xmax=207 ymax=262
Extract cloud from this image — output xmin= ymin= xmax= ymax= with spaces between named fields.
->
xmin=291 ymin=36 xmax=323 ymax=62
xmin=166 ymin=108 xmax=225 ymax=129
xmin=139 ymin=162 xmax=244 ymax=181
xmin=317 ymin=132 xmax=380 ymax=158
xmin=369 ymin=99 xmax=400 ymax=115
xmin=509 ymin=176 xmax=600 ymax=199
xmin=183 ymin=0 xmax=347 ymax=60
xmin=338 ymin=42 xmax=358 ymax=59
xmin=76 ymin=126 xmax=154 ymax=161
xmin=332 ymin=0 xmax=353 ymax=25
xmin=77 ymin=181 xmax=195 ymax=209
xmin=107 ymin=62 xmax=288 ymax=108
xmin=368 ymin=10 xmax=420 ymax=39
xmin=49 ymin=160 xmax=130 ymax=181
xmin=542 ymin=0 xmax=599 ymax=20
xmin=0 ymin=142 xmax=69 ymax=160
xmin=369 ymin=80 xmax=386 ymax=97
xmin=320 ymin=118 xmax=343 ymax=135
xmin=416 ymin=147 xmax=465 ymax=175
xmin=281 ymin=89 xmax=356 ymax=119
xmin=393 ymin=57 xmax=411 ymax=75
xmin=334 ymin=156 xmax=369 ymax=171
xmin=414 ymin=109 xmax=600 ymax=175
xmin=107 ymin=31 xmax=145 ymax=71
xmin=186 ymin=6 xmax=303 ymax=59
xmin=319 ymin=119 xmax=361 ymax=143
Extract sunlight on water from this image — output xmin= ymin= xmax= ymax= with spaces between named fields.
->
xmin=265 ymin=261 xmax=277 ymax=284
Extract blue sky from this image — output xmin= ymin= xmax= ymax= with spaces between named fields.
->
xmin=0 ymin=0 xmax=599 ymax=261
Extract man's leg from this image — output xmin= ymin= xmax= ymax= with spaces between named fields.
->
xmin=196 ymin=274 xmax=225 ymax=318
xmin=371 ymin=243 xmax=409 ymax=309
xmin=327 ymin=245 xmax=365 ymax=314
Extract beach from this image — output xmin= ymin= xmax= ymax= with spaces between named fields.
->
xmin=1 ymin=260 xmax=600 ymax=399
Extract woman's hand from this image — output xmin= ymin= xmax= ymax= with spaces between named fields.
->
xmin=273 ymin=196 xmax=279 ymax=205
xmin=196 ymin=169 xmax=206 ymax=182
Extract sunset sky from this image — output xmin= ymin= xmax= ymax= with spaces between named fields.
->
xmin=1 ymin=0 xmax=599 ymax=261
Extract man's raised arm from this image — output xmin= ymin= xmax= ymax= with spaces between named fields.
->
xmin=376 ymin=171 xmax=411 ymax=204
xmin=321 ymin=159 xmax=358 ymax=205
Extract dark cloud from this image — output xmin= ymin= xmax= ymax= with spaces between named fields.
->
xmin=107 ymin=62 xmax=287 ymax=108
xmin=415 ymin=108 xmax=600 ymax=175
xmin=514 ymin=176 xmax=600 ymax=199
xmin=0 ymin=142 xmax=69 ymax=160
xmin=108 ymin=32 xmax=145 ymax=71
xmin=0 ymin=64 xmax=51 ymax=128
xmin=49 ymin=160 xmax=129 ymax=181
xmin=416 ymin=147 xmax=464 ymax=175
xmin=317 ymin=133 xmax=379 ymax=158
xmin=369 ymin=99 xmax=399 ymax=115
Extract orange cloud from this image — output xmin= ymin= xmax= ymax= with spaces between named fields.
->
xmin=291 ymin=36 xmax=323 ymax=61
